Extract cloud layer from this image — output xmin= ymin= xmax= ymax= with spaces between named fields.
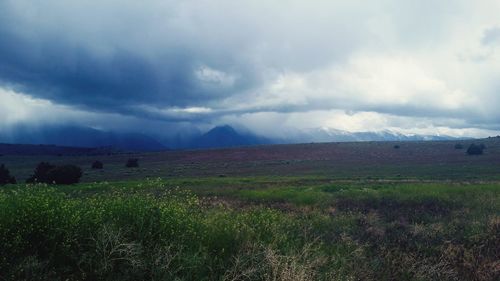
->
xmin=1 ymin=0 xmax=500 ymax=137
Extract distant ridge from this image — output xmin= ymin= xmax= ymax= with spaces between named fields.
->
xmin=0 ymin=143 xmax=118 ymax=156
xmin=0 ymin=125 xmax=167 ymax=152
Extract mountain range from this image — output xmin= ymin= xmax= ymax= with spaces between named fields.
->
xmin=278 ymin=127 xmax=458 ymax=143
xmin=0 ymin=124 xmax=464 ymax=152
xmin=0 ymin=125 xmax=166 ymax=152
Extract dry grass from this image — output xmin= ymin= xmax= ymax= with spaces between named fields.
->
xmin=223 ymin=241 xmax=337 ymax=281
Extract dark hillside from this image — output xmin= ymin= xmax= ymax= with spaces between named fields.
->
xmin=0 ymin=143 xmax=117 ymax=156
xmin=0 ymin=125 xmax=166 ymax=152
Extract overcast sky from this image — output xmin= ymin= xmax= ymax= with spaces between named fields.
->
xmin=1 ymin=0 xmax=500 ymax=138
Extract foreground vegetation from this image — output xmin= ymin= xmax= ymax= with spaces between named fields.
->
xmin=0 ymin=177 xmax=499 ymax=281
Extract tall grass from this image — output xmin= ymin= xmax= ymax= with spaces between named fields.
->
xmin=0 ymin=179 xmax=498 ymax=280
xmin=0 ymin=186 xmax=336 ymax=280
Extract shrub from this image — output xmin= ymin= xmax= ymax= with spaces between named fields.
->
xmin=125 ymin=158 xmax=139 ymax=168
xmin=26 ymin=162 xmax=82 ymax=184
xmin=393 ymin=145 xmax=400 ymax=149
xmin=92 ymin=160 xmax=104 ymax=169
xmin=466 ymin=143 xmax=484 ymax=155
xmin=46 ymin=165 xmax=82 ymax=184
xmin=454 ymin=143 xmax=464 ymax=149
xmin=26 ymin=162 xmax=56 ymax=183
xmin=0 ymin=164 xmax=16 ymax=185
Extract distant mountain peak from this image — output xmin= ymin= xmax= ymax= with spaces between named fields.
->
xmin=207 ymin=125 xmax=238 ymax=134
xmin=190 ymin=125 xmax=270 ymax=149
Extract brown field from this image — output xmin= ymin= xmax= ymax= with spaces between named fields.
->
xmin=2 ymin=138 xmax=500 ymax=183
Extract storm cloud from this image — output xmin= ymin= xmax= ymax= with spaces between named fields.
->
xmin=1 ymin=0 xmax=500 ymax=137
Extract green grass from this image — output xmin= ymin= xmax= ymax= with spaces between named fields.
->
xmin=234 ymin=186 xmax=331 ymax=206
xmin=0 ymin=177 xmax=499 ymax=280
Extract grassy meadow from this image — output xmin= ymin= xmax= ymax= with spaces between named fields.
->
xmin=0 ymin=176 xmax=498 ymax=280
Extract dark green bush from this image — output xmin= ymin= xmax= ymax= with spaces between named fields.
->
xmin=466 ymin=143 xmax=484 ymax=155
xmin=91 ymin=160 xmax=103 ymax=169
xmin=0 ymin=164 xmax=16 ymax=185
xmin=26 ymin=162 xmax=55 ymax=183
xmin=126 ymin=158 xmax=139 ymax=168
xmin=26 ymin=162 xmax=82 ymax=184
xmin=46 ymin=165 xmax=82 ymax=185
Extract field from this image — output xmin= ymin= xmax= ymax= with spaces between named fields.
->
xmin=0 ymin=139 xmax=499 ymax=280
xmin=3 ymin=138 xmax=500 ymax=183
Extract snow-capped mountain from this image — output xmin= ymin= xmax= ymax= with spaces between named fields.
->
xmin=276 ymin=127 xmax=460 ymax=144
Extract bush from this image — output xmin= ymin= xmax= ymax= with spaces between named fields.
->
xmin=26 ymin=162 xmax=55 ymax=183
xmin=393 ymin=145 xmax=400 ymax=149
xmin=26 ymin=162 xmax=82 ymax=184
xmin=0 ymin=164 xmax=16 ymax=185
xmin=466 ymin=143 xmax=485 ymax=155
xmin=125 ymin=158 xmax=139 ymax=168
xmin=46 ymin=165 xmax=82 ymax=185
xmin=454 ymin=143 xmax=464 ymax=149
xmin=92 ymin=161 xmax=104 ymax=169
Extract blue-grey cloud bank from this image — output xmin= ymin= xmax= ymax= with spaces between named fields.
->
xmin=1 ymin=0 xmax=500 ymax=138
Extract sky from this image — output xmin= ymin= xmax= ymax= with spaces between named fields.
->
xmin=1 ymin=0 xmax=500 ymax=138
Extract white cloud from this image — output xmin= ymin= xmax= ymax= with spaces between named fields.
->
xmin=135 ymin=104 xmax=214 ymax=120
xmin=0 ymin=87 xmax=185 ymax=135
xmin=217 ymin=110 xmax=499 ymax=139
xmin=195 ymin=66 xmax=235 ymax=87
xmin=0 ymin=88 xmax=61 ymax=127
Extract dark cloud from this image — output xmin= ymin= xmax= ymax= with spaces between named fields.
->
xmin=0 ymin=0 xmax=368 ymax=116
xmin=0 ymin=26 xmax=254 ymax=113
xmin=0 ymin=0 xmax=266 ymax=116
